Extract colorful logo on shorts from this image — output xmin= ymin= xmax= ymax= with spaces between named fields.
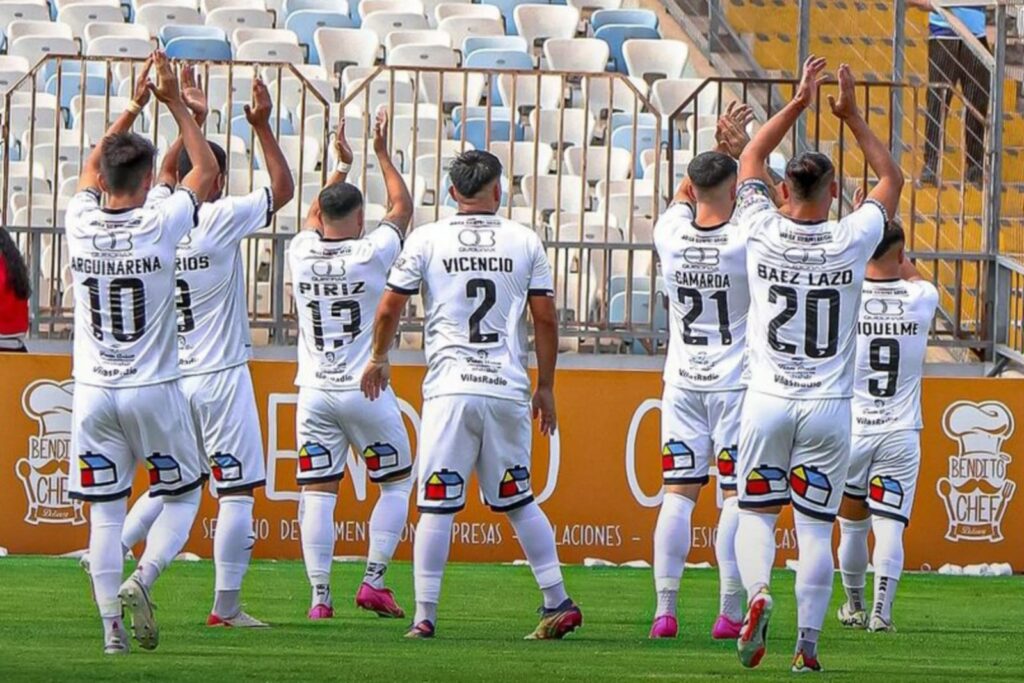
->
xmin=717 ymin=447 xmax=737 ymax=477
xmin=78 ymin=452 xmax=117 ymax=488
xmin=363 ymin=443 xmax=399 ymax=472
xmin=869 ymin=475 xmax=904 ymax=509
xmin=298 ymin=442 xmax=331 ymax=472
xmin=425 ymin=470 xmax=464 ymax=502
xmin=211 ymin=453 xmax=242 ymax=482
xmin=662 ymin=440 xmax=695 ymax=473
xmin=146 ymin=454 xmax=182 ymax=486
xmin=498 ymin=466 xmax=530 ymax=498
xmin=790 ymin=465 xmax=832 ymax=506
xmin=745 ymin=466 xmax=787 ymax=496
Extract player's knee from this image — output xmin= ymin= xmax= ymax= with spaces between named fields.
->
xmin=665 ymin=483 xmax=702 ymax=502
xmin=378 ymin=475 xmax=414 ymax=498
xmin=302 ymin=480 xmax=341 ymax=495
xmin=839 ymin=495 xmax=870 ymax=520
xmin=220 ymin=489 xmax=255 ymax=499
xmin=163 ymin=486 xmax=201 ymax=507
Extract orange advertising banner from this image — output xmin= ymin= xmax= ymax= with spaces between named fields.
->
xmin=1 ymin=353 xmax=1021 ymax=570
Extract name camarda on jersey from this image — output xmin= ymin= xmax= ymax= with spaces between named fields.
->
xmin=852 ymin=278 xmax=938 ymax=434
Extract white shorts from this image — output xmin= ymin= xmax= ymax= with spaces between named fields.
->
xmin=846 ymin=429 xmax=922 ymax=525
xmin=295 ymin=386 xmax=412 ymax=485
xmin=661 ymin=385 xmax=743 ymax=490
xmin=417 ymin=394 xmax=533 ymax=514
xmin=737 ymin=390 xmax=852 ymax=521
xmin=69 ymin=381 xmax=205 ymax=501
xmin=180 ymin=364 xmax=266 ymax=494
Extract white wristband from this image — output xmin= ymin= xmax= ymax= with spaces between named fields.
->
xmin=127 ymin=100 xmax=143 ymax=115
xmin=335 ymin=161 xmax=351 ymax=174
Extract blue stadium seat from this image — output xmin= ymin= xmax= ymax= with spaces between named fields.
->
xmin=230 ymin=114 xmax=295 ymax=145
xmin=462 ymin=35 xmax=529 ymax=58
xmin=46 ymin=73 xmax=109 ymax=112
xmin=453 ymin=118 xmax=524 ymax=150
xmin=464 ymin=49 xmax=533 ymax=101
xmin=160 ymin=25 xmax=227 ymax=47
xmin=591 ymin=9 xmax=658 ymax=32
xmin=609 ymin=290 xmax=668 ymax=353
xmin=285 ymin=10 xmax=354 ymax=65
xmin=283 ymin=0 xmax=340 ymax=16
xmin=480 ymin=0 xmax=551 ymax=36
xmin=40 ymin=60 xmax=107 ymax=89
xmin=610 ymin=124 xmax=660 ymax=176
xmin=451 ymin=105 xmax=514 ymax=130
xmin=164 ymin=37 xmax=233 ymax=61
xmin=595 ymin=24 xmax=660 ymax=73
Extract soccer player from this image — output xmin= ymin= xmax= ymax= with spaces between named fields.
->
xmin=65 ymin=51 xmax=219 ymax=654
xmin=363 ymin=150 xmax=583 ymax=640
xmin=117 ymin=67 xmax=294 ymax=627
xmin=836 ymin=218 xmax=937 ymax=632
xmin=731 ymin=58 xmax=904 ymax=672
xmin=649 ymin=103 xmax=755 ymax=640
xmin=289 ymin=109 xmax=415 ymax=620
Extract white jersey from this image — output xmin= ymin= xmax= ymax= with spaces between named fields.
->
xmin=289 ymin=223 xmax=403 ymax=390
xmin=852 ymin=277 xmax=938 ymax=434
xmin=736 ymin=179 xmax=885 ymax=399
xmin=153 ymin=185 xmax=272 ymax=376
xmin=654 ymin=201 xmax=749 ymax=391
xmin=387 ymin=212 xmax=554 ymax=403
xmin=66 ymin=186 xmax=199 ymax=387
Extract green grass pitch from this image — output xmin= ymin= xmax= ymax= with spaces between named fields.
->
xmin=0 ymin=557 xmax=1020 ymax=681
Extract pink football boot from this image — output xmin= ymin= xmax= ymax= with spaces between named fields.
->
xmin=711 ymin=614 xmax=743 ymax=640
xmin=355 ymin=582 xmax=405 ymax=619
xmin=649 ymin=615 xmax=679 ymax=639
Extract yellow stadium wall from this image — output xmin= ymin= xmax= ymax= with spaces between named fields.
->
xmin=2 ymin=353 xmax=1022 ymax=570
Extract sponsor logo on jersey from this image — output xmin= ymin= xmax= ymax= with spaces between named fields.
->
xmin=863 ymin=298 xmax=905 ymax=317
xmin=682 ymin=246 xmax=720 ymax=267
xmin=790 ymin=465 xmax=832 ymax=506
xmin=146 ymin=454 xmax=182 ymax=486
xmin=211 ymin=453 xmax=242 ymax=482
xmin=16 ymin=379 xmax=85 ymax=525
xmin=311 ymin=259 xmax=344 ymax=278
xmin=79 ymin=453 xmax=117 ymax=488
xmin=783 ymin=247 xmax=827 ymax=265
xmin=298 ymin=442 xmax=332 ymax=472
xmin=499 ymin=466 xmax=530 ymax=498
xmin=869 ymin=475 xmax=904 ymax=508
xmin=363 ymin=442 xmax=399 ymax=472
xmin=662 ymin=440 xmax=695 ymax=473
xmin=745 ymin=466 xmax=787 ymax=496
xmin=938 ymin=401 xmax=1016 ymax=542
xmin=91 ymin=230 xmax=134 ymax=252
xmin=457 ymin=228 xmax=497 ymax=248
xmin=716 ymin=447 xmax=737 ymax=478
xmin=425 ymin=470 xmax=464 ymax=502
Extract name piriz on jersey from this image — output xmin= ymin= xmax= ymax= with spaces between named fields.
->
xmin=297 ymin=281 xmax=366 ymax=296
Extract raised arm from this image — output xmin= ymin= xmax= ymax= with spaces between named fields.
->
xmin=77 ymin=56 xmax=153 ymax=192
xmin=738 ymin=55 xmax=828 ymax=185
xmin=157 ymin=64 xmax=210 ymax=189
xmin=529 ymin=294 xmax=558 ymax=435
xmin=827 ymin=63 xmax=904 ymax=219
xmin=247 ymin=77 xmax=294 ymax=212
xmin=374 ymin=109 xmax=413 ymax=233
xmin=361 ymin=290 xmax=408 ymax=400
xmin=714 ymin=101 xmax=755 ymax=158
xmin=305 ymin=114 xmax=354 ymax=229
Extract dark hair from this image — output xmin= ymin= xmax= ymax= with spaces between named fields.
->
xmin=100 ymin=132 xmax=156 ymax=194
xmin=178 ymin=141 xmax=227 ymax=178
xmin=687 ymin=151 xmax=737 ymax=191
xmin=319 ymin=182 xmax=364 ymax=220
xmin=784 ymin=151 xmax=835 ymax=201
xmin=0 ymin=228 xmax=31 ymax=300
xmin=871 ymin=220 xmax=906 ymax=261
xmin=449 ymin=150 xmax=502 ymax=198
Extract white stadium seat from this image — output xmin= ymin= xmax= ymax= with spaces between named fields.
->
xmin=543 ymin=37 xmax=608 ymax=73
xmin=135 ymin=5 xmax=203 ymax=37
xmin=436 ymin=16 xmax=503 ymax=51
xmin=58 ymin=4 xmax=128 ymax=38
xmin=7 ymin=20 xmax=74 ymax=46
xmin=497 ymin=73 xmax=563 ymax=112
xmin=491 ymin=140 xmax=554 ymax=179
xmin=513 ymin=5 xmax=579 ymax=49
xmin=236 ymin=40 xmax=306 ymax=63
xmin=315 ymin=27 xmax=380 ymax=76
xmin=565 ymin=145 xmax=632 ymax=182
xmin=623 ymin=39 xmax=689 ymax=84
xmin=87 ymin=36 xmax=153 ymax=58
xmin=529 ymin=108 xmax=595 ymax=148
xmin=433 ymin=2 xmax=500 ymax=24
xmin=0 ymin=2 xmax=51 ymax=28
xmin=233 ymin=27 xmax=300 ymax=45
xmin=359 ymin=0 xmax=424 ymax=17
xmin=361 ymin=11 xmax=430 ymax=39
xmin=83 ymin=22 xmax=151 ymax=45
xmin=0 ymin=55 xmax=31 ymax=93
xmin=201 ymin=0 xmax=267 ymax=13
xmin=652 ymin=77 xmax=719 ymax=118
xmin=582 ymin=75 xmax=648 ymax=115
xmin=206 ymin=7 xmax=274 ymax=33
xmin=565 ymin=0 xmax=623 ymax=10
xmin=384 ymin=29 xmax=450 ymax=54
xmin=522 ymin=173 xmax=586 ymax=214
xmin=9 ymin=36 xmax=80 ymax=62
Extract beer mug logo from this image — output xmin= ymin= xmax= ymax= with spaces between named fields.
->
xmin=16 ymin=379 xmax=85 ymax=525
xmin=937 ymin=401 xmax=1016 ymax=542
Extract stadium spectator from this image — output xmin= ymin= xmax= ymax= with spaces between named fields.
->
xmin=0 ymin=228 xmax=30 ymax=352
xmin=909 ymin=0 xmax=989 ymax=184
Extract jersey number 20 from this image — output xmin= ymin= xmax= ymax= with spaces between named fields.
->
xmin=768 ymin=285 xmax=839 ymax=358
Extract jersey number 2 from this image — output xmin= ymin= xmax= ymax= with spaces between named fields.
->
xmin=466 ymin=278 xmax=498 ymax=344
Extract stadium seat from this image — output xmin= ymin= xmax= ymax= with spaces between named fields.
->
xmin=236 ymin=39 xmax=305 ymax=62
xmin=437 ymin=16 xmax=504 ymax=51
xmin=514 ymin=5 xmax=579 ymax=50
xmin=651 ymin=77 xmax=719 ymax=119
xmin=543 ymin=37 xmax=608 ymax=73
xmin=465 ymin=48 xmax=533 ymax=99
xmin=200 ymin=0 xmax=266 ymax=14
xmin=285 ymin=11 xmax=355 ymax=64
xmin=387 ymin=43 xmax=456 ymax=68
xmin=46 ymin=72 xmax=109 ymax=112
xmin=530 ymin=107 xmax=595 ymax=148
xmin=164 ymin=35 xmax=233 ymax=60
xmin=233 ymin=26 xmax=300 ymax=45
xmin=480 ymin=0 xmax=548 ymax=36
xmin=451 ymin=104 xmax=512 ymax=128
xmin=384 ymin=29 xmax=450 ymax=53
xmin=283 ymin=0 xmax=346 ymax=14
xmin=623 ymin=39 xmax=688 ymax=84
xmin=136 ymin=4 xmax=203 ymax=37
xmin=454 ymin=117 xmax=524 ymax=150
xmin=609 ymin=124 xmax=660 ymax=175
xmin=359 ymin=0 xmax=424 ymax=18
xmin=564 ymin=145 xmax=631 ymax=182
xmin=522 ymin=173 xmax=586 ymax=214
xmin=434 ymin=2 xmax=500 ymax=24
xmin=0 ymin=55 xmax=30 ymax=93
xmin=86 ymin=36 xmax=153 ymax=58
xmin=594 ymin=24 xmax=659 ymax=73
xmin=9 ymin=36 xmax=80 ymax=65
xmin=461 ymin=34 xmax=527 ymax=57
xmin=565 ymin=0 xmax=621 ymax=10
xmin=160 ymin=24 xmax=227 ymax=45
xmin=314 ymin=27 xmax=380 ymax=78
xmin=491 ymin=139 xmax=554 ymax=178
xmin=205 ymin=7 xmax=274 ymax=34
xmin=7 ymin=20 xmax=74 ymax=47
xmin=83 ymin=22 xmax=151 ymax=45
xmin=590 ymin=8 xmax=657 ymax=32
xmin=58 ymin=4 xmax=127 ymax=37
xmin=496 ymin=72 xmax=562 ymax=110
xmin=0 ymin=2 xmax=52 ymax=46
xmin=361 ymin=11 xmax=430 ymax=41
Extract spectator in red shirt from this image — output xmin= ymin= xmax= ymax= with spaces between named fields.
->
xmin=0 ymin=228 xmax=30 ymax=352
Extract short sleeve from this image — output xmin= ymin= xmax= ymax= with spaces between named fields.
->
xmin=386 ymin=229 xmax=426 ymax=295
xmin=915 ymin=280 xmax=940 ymax=317
xmin=735 ymin=179 xmax=776 ymax=225
xmin=654 ymin=202 xmax=694 ymax=252
xmin=528 ymin=234 xmax=554 ymax=296
xmin=843 ymin=200 xmax=887 ymax=257
xmin=155 ymin=187 xmax=201 ymax=243
xmin=368 ymin=220 xmax=403 ymax=268
xmin=286 ymin=230 xmax=313 ymax=276
xmin=65 ymin=189 xmax=101 ymax=236
xmin=144 ymin=183 xmax=174 ymax=208
xmin=209 ymin=188 xmax=273 ymax=244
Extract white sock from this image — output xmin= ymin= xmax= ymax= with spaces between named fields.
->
xmin=735 ymin=509 xmax=777 ymax=601
xmin=413 ymin=512 xmax=453 ymax=625
xmin=652 ymin=493 xmax=695 ymax=617
xmin=300 ymin=491 xmax=337 ymax=592
xmin=121 ymin=494 xmax=164 ymax=553
xmin=135 ymin=487 xmax=201 ymax=589
xmin=89 ymin=499 xmax=128 ymax=625
xmin=837 ymin=516 xmax=871 ymax=611
xmin=507 ymin=502 xmax=568 ymax=608
xmin=212 ymin=496 xmax=255 ymax=618
xmin=365 ymin=477 xmax=413 ymax=589
xmin=794 ymin=511 xmax=835 ymax=643
xmin=871 ymin=516 xmax=905 ymax=623
xmin=714 ymin=496 xmax=743 ymax=620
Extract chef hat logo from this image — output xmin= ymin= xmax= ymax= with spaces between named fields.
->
xmin=22 ymin=379 xmax=74 ymax=435
xmin=943 ymin=400 xmax=1014 ymax=455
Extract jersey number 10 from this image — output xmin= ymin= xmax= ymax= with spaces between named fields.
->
xmin=83 ymin=276 xmax=146 ymax=342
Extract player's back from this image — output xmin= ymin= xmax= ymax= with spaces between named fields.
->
xmin=65 ymin=187 xmax=197 ymax=386
xmin=739 ymin=187 xmax=885 ymax=399
xmin=654 ymin=202 xmax=749 ymax=390
xmin=853 ymin=277 xmax=938 ymax=434
xmin=289 ymin=223 xmax=402 ymax=389
xmin=387 ymin=213 xmax=552 ymax=403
